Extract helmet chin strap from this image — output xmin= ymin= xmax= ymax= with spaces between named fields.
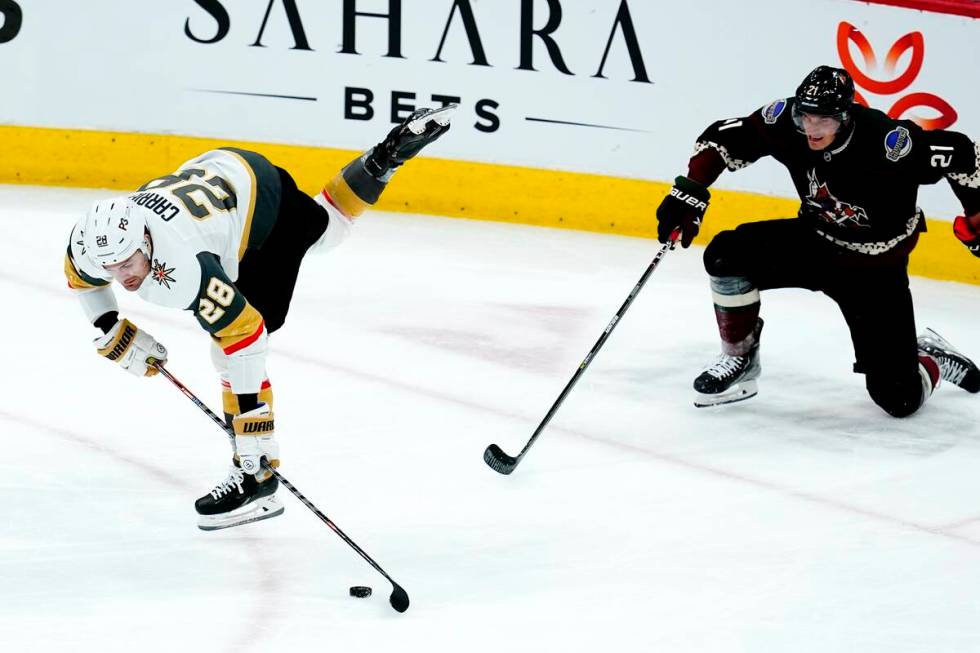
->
xmin=830 ymin=116 xmax=856 ymax=145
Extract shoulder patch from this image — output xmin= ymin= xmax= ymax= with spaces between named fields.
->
xmin=884 ymin=126 xmax=913 ymax=162
xmin=762 ymin=99 xmax=787 ymax=125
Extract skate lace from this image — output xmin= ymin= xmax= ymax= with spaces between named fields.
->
xmin=706 ymin=355 xmax=746 ymax=380
xmin=939 ymin=357 xmax=968 ymax=385
xmin=209 ymin=467 xmax=245 ymax=500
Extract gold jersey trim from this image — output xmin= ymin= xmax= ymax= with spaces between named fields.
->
xmin=64 ymin=251 xmax=107 ymax=290
xmin=216 ymin=147 xmax=281 ymax=260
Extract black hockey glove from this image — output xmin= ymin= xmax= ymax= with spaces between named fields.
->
xmin=953 ymin=214 xmax=980 ymax=258
xmin=656 ymin=176 xmax=710 ymax=248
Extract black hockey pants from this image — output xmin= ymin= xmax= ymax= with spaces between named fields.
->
xmin=235 ymin=167 xmax=331 ymax=334
xmin=703 ymin=218 xmax=924 ymax=418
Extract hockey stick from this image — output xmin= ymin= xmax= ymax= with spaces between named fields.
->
xmin=154 ymin=363 xmax=410 ymax=613
xmin=483 ymin=232 xmax=679 ymax=475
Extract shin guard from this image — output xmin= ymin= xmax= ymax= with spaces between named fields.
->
xmin=710 ymin=275 xmax=761 ymax=356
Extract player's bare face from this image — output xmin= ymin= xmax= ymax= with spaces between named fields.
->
xmin=800 ymin=113 xmax=841 ymax=151
xmin=105 ymin=251 xmax=150 ymax=292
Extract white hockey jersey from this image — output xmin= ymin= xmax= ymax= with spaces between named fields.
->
xmin=65 ymin=148 xmax=283 ymax=394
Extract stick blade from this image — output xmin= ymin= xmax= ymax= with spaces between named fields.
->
xmin=483 ymin=444 xmax=519 ymax=475
xmin=389 ymin=582 xmax=410 ymax=613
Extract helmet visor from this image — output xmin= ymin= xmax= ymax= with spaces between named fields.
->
xmin=791 ymin=105 xmax=844 ymax=138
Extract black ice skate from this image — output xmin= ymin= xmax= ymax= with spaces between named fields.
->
xmin=917 ymin=328 xmax=980 ymax=393
xmin=195 ymin=463 xmax=283 ymax=531
xmin=365 ymin=105 xmax=456 ymax=179
xmin=693 ymin=319 xmax=764 ymax=407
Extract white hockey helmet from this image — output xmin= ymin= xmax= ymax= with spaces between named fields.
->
xmin=82 ymin=198 xmax=151 ymax=267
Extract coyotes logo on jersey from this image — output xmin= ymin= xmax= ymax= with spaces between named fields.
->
xmin=805 ymin=170 xmax=870 ymax=228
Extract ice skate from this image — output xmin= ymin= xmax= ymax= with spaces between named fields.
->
xmin=694 ymin=319 xmax=763 ymax=407
xmin=195 ymin=463 xmax=283 ymax=531
xmin=365 ymin=105 xmax=456 ymax=178
xmin=917 ymin=328 xmax=980 ymax=393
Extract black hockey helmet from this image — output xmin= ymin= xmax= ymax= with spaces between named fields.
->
xmin=794 ymin=66 xmax=854 ymax=115
xmin=792 ymin=65 xmax=855 ymax=134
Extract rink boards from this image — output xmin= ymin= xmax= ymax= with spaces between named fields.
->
xmin=1 ymin=123 xmax=976 ymax=285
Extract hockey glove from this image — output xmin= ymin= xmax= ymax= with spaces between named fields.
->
xmin=233 ymin=404 xmax=280 ymax=475
xmin=953 ymin=214 xmax=980 ymax=258
xmin=364 ymin=105 xmax=455 ymax=179
xmin=656 ymin=176 xmax=711 ymax=248
xmin=94 ymin=318 xmax=168 ymax=377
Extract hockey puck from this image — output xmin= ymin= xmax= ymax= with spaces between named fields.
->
xmin=349 ymin=586 xmax=372 ymax=598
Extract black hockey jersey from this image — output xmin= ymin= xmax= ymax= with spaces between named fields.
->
xmin=689 ymin=99 xmax=980 ymax=256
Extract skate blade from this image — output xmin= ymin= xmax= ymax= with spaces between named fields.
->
xmin=408 ymin=104 xmax=457 ymax=134
xmin=694 ymin=380 xmax=758 ymax=408
xmin=922 ymin=328 xmax=951 ymax=349
xmin=198 ymin=495 xmax=284 ymax=532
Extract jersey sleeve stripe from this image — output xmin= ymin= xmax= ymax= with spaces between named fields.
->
xmin=64 ymin=250 xmax=109 ymax=290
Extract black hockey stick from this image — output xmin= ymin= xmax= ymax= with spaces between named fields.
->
xmin=154 ymin=363 xmax=410 ymax=613
xmin=483 ymin=232 xmax=678 ymax=475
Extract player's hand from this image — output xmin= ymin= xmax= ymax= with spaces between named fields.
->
xmin=233 ymin=404 xmax=280 ymax=475
xmin=94 ymin=318 xmax=168 ymax=377
xmin=656 ymin=176 xmax=711 ymax=248
xmin=953 ymin=214 xmax=980 ymax=258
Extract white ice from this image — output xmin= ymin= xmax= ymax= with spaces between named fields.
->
xmin=2 ymin=184 xmax=980 ymax=653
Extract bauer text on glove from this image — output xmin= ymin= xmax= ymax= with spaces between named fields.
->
xmin=656 ymin=176 xmax=711 ymax=248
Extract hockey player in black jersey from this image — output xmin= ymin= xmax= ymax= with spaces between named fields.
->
xmin=66 ymin=107 xmax=454 ymax=529
xmin=655 ymin=66 xmax=980 ymax=415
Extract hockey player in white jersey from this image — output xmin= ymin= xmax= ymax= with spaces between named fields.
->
xmin=64 ymin=106 xmax=455 ymax=530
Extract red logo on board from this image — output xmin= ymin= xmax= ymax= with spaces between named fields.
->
xmin=836 ymin=21 xmax=957 ymax=130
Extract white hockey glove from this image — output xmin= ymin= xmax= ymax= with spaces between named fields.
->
xmin=94 ymin=318 xmax=168 ymax=377
xmin=233 ymin=404 xmax=280 ymax=475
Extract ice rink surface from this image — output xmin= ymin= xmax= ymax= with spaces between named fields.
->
xmin=2 ymin=184 xmax=979 ymax=652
